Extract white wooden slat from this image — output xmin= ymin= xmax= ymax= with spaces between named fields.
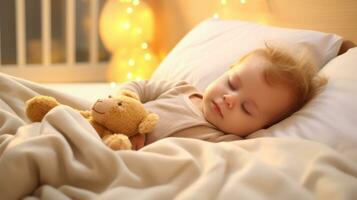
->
xmin=0 ymin=29 xmax=2 ymax=65
xmin=15 ymin=0 xmax=26 ymax=66
xmin=66 ymin=0 xmax=75 ymax=65
xmin=1 ymin=0 xmax=109 ymax=82
xmin=42 ymin=0 xmax=51 ymax=65
xmin=0 ymin=63 xmax=108 ymax=82
xmin=90 ymin=0 xmax=99 ymax=65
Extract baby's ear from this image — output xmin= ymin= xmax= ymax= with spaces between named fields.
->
xmin=119 ymin=90 xmax=139 ymax=101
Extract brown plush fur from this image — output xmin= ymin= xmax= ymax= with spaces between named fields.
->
xmin=26 ymin=90 xmax=159 ymax=150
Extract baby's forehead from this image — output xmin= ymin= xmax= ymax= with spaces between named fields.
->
xmin=232 ymin=52 xmax=271 ymax=70
xmin=230 ymin=56 xmax=272 ymax=80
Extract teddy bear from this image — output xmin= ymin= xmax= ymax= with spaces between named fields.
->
xmin=25 ymin=90 xmax=159 ymax=150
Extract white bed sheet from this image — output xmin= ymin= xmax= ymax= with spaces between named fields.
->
xmin=1 ymin=72 xmax=357 ymax=200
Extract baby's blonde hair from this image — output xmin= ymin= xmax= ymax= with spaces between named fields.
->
xmin=237 ymin=43 xmax=327 ymax=116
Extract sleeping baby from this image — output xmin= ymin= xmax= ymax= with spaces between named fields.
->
xmin=120 ymin=44 xmax=327 ymax=150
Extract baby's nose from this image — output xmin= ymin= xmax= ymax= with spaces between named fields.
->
xmin=223 ymin=94 xmax=235 ymax=109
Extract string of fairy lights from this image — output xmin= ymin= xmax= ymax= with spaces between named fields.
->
xmin=99 ymin=0 xmax=158 ymax=84
xmin=214 ymin=0 xmax=247 ymax=19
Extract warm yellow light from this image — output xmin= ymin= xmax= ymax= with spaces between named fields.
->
xmin=220 ymin=0 xmax=227 ymax=5
xmin=122 ymin=21 xmax=131 ymax=30
xmin=110 ymin=82 xmax=117 ymax=88
xmin=213 ymin=13 xmax=220 ymax=19
xmin=99 ymin=0 xmax=155 ymax=52
xmin=144 ymin=53 xmax=151 ymax=61
xmin=126 ymin=7 xmax=134 ymax=14
xmin=240 ymin=0 xmax=246 ymax=4
xmin=127 ymin=72 xmax=133 ymax=79
xmin=258 ymin=15 xmax=269 ymax=25
xmin=132 ymin=0 xmax=140 ymax=6
xmin=141 ymin=42 xmax=148 ymax=49
xmin=128 ymin=59 xmax=135 ymax=66
xmin=107 ymin=48 xmax=159 ymax=82
xmin=136 ymin=27 xmax=143 ymax=35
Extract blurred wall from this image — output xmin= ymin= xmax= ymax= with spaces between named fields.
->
xmin=146 ymin=0 xmax=357 ymax=55
xmin=147 ymin=0 xmax=219 ymax=55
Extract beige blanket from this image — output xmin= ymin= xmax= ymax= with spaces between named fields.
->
xmin=0 ymin=73 xmax=357 ymax=200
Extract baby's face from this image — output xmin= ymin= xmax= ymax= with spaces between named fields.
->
xmin=203 ymin=54 xmax=296 ymax=137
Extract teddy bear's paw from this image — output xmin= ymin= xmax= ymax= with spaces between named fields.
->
xmin=103 ymin=134 xmax=132 ymax=150
xmin=119 ymin=90 xmax=140 ymax=101
xmin=139 ymin=113 xmax=159 ymax=134
xmin=26 ymin=96 xmax=60 ymax=122
xmin=79 ymin=110 xmax=92 ymax=119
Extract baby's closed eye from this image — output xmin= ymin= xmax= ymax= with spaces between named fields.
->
xmin=242 ymin=101 xmax=257 ymax=116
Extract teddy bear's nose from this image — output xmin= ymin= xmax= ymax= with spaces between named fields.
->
xmin=117 ymin=101 xmax=123 ymax=106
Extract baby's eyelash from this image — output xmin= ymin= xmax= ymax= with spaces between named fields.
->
xmin=228 ymin=80 xmax=235 ymax=90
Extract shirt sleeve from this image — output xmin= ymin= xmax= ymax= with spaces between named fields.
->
xmin=117 ymin=80 xmax=189 ymax=103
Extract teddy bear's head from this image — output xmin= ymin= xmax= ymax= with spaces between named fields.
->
xmin=91 ymin=90 xmax=157 ymax=137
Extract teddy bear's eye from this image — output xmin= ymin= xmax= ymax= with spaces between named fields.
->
xmin=108 ymin=95 xmax=112 ymax=98
xmin=117 ymin=102 xmax=122 ymax=106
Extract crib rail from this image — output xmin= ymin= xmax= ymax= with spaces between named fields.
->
xmin=0 ymin=0 xmax=109 ymax=82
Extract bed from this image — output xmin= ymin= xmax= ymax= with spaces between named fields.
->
xmin=1 ymin=8 xmax=357 ymax=200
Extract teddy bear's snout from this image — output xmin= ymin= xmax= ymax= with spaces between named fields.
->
xmin=93 ymin=98 xmax=118 ymax=114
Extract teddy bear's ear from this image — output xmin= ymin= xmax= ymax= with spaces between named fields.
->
xmin=138 ymin=113 xmax=159 ymax=134
xmin=119 ymin=90 xmax=140 ymax=101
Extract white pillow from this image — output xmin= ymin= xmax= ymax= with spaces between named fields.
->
xmin=248 ymin=47 xmax=357 ymax=160
xmin=151 ymin=18 xmax=343 ymax=92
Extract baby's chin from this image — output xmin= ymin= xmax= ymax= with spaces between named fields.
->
xmin=202 ymin=106 xmax=218 ymax=127
xmin=201 ymin=106 xmax=211 ymax=123
xmin=202 ymin=101 xmax=249 ymax=136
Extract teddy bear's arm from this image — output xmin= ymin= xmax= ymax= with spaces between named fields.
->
xmin=79 ymin=110 xmax=91 ymax=119
xmin=26 ymin=96 xmax=60 ymax=122
xmin=89 ymin=120 xmax=112 ymax=138
xmin=103 ymin=134 xmax=132 ymax=150
xmin=119 ymin=90 xmax=140 ymax=101
xmin=138 ymin=113 xmax=159 ymax=134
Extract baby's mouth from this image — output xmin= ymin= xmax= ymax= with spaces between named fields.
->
xmin=212 ymin=101 xmax=223 ymax=118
